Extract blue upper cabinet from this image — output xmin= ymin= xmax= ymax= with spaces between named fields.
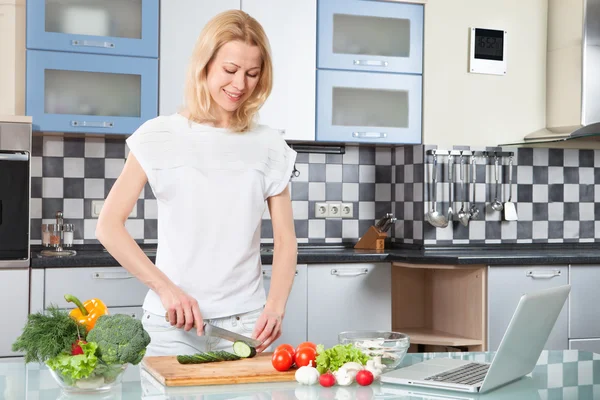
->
xmin=316 ymin=69 xmax=422 ymax=144
xmin=317 ymin=0 xmax=423 ymax=74
xmin=27 ymin=0 xmax=158 ymax=58
xmin=26 ymin=50 xmax=158 ymax=135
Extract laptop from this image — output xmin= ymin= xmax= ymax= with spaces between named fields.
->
xmin=380 ymin=285 xmax=571 ymax=394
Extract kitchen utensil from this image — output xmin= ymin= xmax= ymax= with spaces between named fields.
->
xmin=426 ymin=155 xmax=449 ymax=228
xmin=164 ymin=315 xmax=261 ymax=347
xmin=491 ymin=156 xmax=504 ymax=212
xmin=457 ymin=156 xmax=470 ymax=226
xmin=380 ymin=217 xmax=397 ymax=232
xmin=446 ymin=155 xmax=455 ymax=223
xmin=376 ymin=213 xmax=393 ymax=230
xmin=204 ymin=323 xmax=262 ymax=348
xmin=469 ymin=156 xmax=480 ymax=220
xmin=141 ymin=352 xmax=296 ymax=386
xmin=503 ymin=156 xmax=518 ymax=221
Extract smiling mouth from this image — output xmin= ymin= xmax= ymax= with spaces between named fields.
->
xmin=224 ymin=89 xmax=243 ymax=100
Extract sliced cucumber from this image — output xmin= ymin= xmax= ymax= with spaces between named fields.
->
xmin=233 ymin=341 xmax=257 ymax=358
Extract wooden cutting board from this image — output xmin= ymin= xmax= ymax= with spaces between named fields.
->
xmin=141 ymin=352 xmax=297 ymax=386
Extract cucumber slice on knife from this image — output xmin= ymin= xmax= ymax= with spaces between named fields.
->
xmin=233 ymin=341 xmax=257 ymax=358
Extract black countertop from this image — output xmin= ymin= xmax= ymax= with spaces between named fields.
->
xmin=29 ymin=243 xmax=600 ymax=268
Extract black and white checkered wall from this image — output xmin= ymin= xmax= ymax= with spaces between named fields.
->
xmin=30 ymin=136 xmax=395 ymax=245
xmin=397 ymin=145 xmax=600 ymax=246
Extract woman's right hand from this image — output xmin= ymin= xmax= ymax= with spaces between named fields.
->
xmin=157 ymin=284 xmax=204 ymax=335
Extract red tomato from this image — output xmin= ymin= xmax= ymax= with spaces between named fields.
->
xmin=294 ymin=347 xmax=317 ymax=368
xmin=355 ymin=370 xmax=374 ymax=386
xmin=271 ymin=350 xmax=293 ymax=372
xmin=275 ymin=344 xmax=295 ymax=357
xmin=319 ymin=372 xmax=336 ymax=387
xmin=295 ymin=341 xmax=317 ymax=353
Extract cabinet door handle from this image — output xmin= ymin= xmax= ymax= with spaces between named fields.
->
xmin=262 ymin=270 xmax=298 ymax=279
xmin=71 ymin=121 xmax=114 ymax=128
xmin=92 ymin=271 xmax=134 ymax=280
xmin=331 ymin=268 xmax=369 ymax=277
xmin=352 ymin=132 xmax=387 ymax=139
xmin=353 ymin=60 xmax=389 ymax=67
xmin=526 ymin=270 xmax=561 ymax=279
xmin=71 ymin=39 xmax=115 ymax=49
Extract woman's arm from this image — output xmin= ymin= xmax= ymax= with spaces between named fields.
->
xmin=96 ymin=154 xmax=203 ymax=334
xmin=252 ymin=186 xmax=297 ymax=351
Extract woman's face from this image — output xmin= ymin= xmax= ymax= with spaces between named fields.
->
xmin=206 ymin=40 xmax=262 ymax=124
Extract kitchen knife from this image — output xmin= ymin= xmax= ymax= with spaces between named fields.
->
xmin=164 ymin=313 xmax=261 ymax=347
xmin=204 ymin=323 xmax=262 ymax=348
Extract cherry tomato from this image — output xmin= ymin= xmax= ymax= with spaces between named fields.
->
xmin=275 ymin=344 xmax=295 ymax=357
xmin=295 ymin=341 xmax=317 ymax=353
xmin=271 ymin=350 xmax=293 ymax=372
xmin=355 ymin=370 xmax=374 ymax=386
xmin=294 ymin=347 xmax=317 ymax=368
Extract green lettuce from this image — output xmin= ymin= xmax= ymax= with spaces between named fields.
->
xmin=315 ymin=344 xmax=370 ymax=374
xmin=46 ymin=341 xmax=98 ymax=383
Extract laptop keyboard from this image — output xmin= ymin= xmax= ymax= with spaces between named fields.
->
xmin=423 ymin=363 xmax=489 ymax=386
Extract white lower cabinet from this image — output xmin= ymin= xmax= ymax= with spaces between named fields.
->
xmin=569 ymin=265 xmax=600 ymax=339
xmin=307 ymin=263 xmax=392 ymax=349
xmin=262 ymin=264 xmax=308 ymax=348
xmin=0 ymin=269 xmax=29 ymax=357
xmin=488 ymin=265 xmax=569 ymax=351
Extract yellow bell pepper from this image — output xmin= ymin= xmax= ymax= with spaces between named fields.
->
xmin=64 ymin=294 xmax=109 ymax=331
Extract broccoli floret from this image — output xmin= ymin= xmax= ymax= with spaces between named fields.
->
xmin=86 ymin=314 xmax=151 ymax=365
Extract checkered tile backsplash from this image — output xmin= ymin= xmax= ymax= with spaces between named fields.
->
xmin=30 ymin=136 xmax=394 ymax=245
xmin=395 ymin=145 xmax=600 ymax=246
xmin=31 ymin=136 xmax=600 ymax=246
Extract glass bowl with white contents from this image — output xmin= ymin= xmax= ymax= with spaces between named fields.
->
xmin=338 ymin=331 xmax=410 ymax=370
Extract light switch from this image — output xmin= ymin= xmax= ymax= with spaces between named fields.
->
xmin=91 ymin=200 xmax=137 ymax=218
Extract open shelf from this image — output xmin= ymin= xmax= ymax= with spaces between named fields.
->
xmin=396 ymin=327 xmax=484 ymax=347
xmin=392 ymin=262 xmax=487 ymax=352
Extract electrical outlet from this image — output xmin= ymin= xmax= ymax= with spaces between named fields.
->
xmin=341 ymin=203 xmax=354 ymax=218
xmin=329 ymin=202 xmax=342 ymax=218
xmin=315 ymin=202 xmax=329 ymax=218
xmin=91 ymin=200 xmax=137 ymax=218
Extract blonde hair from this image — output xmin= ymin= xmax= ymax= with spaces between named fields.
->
xmin=183 ymin=10 xmax=273 ymax=132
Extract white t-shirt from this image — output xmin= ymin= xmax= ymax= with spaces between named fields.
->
xmin=126 ymin=113 xmax=297 ymax=319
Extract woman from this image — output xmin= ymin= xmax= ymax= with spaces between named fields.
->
xmin=96 ymin=10 xmax=298 ymax=356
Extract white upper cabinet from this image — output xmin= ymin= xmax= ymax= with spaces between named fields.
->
xmin=243 ymin=0 xmax=317 ymax=142
xmin=159 ymin=1 xmax=240 ymax=116
xmin=159 ymin=1 xmax=317 ymax=142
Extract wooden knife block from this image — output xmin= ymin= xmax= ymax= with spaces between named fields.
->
xmin=354 ymin=226 xmax=387 ymax=250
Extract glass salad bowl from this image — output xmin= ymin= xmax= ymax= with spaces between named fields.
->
xmin=48 ymin=363 xmax=128 ymax=393
xmin=338 ymin=331 xmax=410 ymax=371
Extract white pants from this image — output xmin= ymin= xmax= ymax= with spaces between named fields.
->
xmin=142 ymin=307 xmax=265 ymax=356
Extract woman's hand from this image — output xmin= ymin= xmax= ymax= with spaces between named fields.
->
xmin=158 ymin=284 xmax=204 ymax=335
xmin=252 ymin=308 xmax=283 ymax=352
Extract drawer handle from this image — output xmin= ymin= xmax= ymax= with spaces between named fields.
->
xmin=526 ymin=270 xmax=561 ymax=279
xmin=71 ymin=39 xmax=115 ymax=49
xmin=92 ymin=271 xmax=134 ymax=280
xmin=71 ymin=121 xmax=114 ymax=128
xmin=262 ymin=270 xmax=298 ymax=279
xmin=331 ymin=268 xmax=368 ymax=277
xmin=352 ymin=132 xmax=387 ymax=139
xmin=353 ymin=60 xmax=389 ymax=67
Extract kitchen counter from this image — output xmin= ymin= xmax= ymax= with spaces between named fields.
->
xmin=30 ymin=243 xmax=600 ymax=268
xmin=0 ymin=350 xmax=595 ymax=399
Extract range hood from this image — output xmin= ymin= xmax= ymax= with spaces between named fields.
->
xmin=503 ymin=0 xmax=600 ymax=146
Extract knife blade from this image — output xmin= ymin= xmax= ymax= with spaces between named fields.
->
xmin=204 ymin=323 xmax=262 ymax=348
xmin=164 ymin=314 xmax=262 ymax=348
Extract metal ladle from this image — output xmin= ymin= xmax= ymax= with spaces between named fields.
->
xmin=469 ymin=156 xmax=480 ymax=219
xmin=457 ymin=156 xmax=470 ymax=226
xmin=491 ymin=156 xmax=504 ymax=212
xmin=426 ymin=154 xmax=449 ymax=228
xmin=446 ymin=155 xmax=455 ymax=223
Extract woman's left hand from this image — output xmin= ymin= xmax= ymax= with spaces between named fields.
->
xmin=252 ymin=309 xmax=283 ymax=352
